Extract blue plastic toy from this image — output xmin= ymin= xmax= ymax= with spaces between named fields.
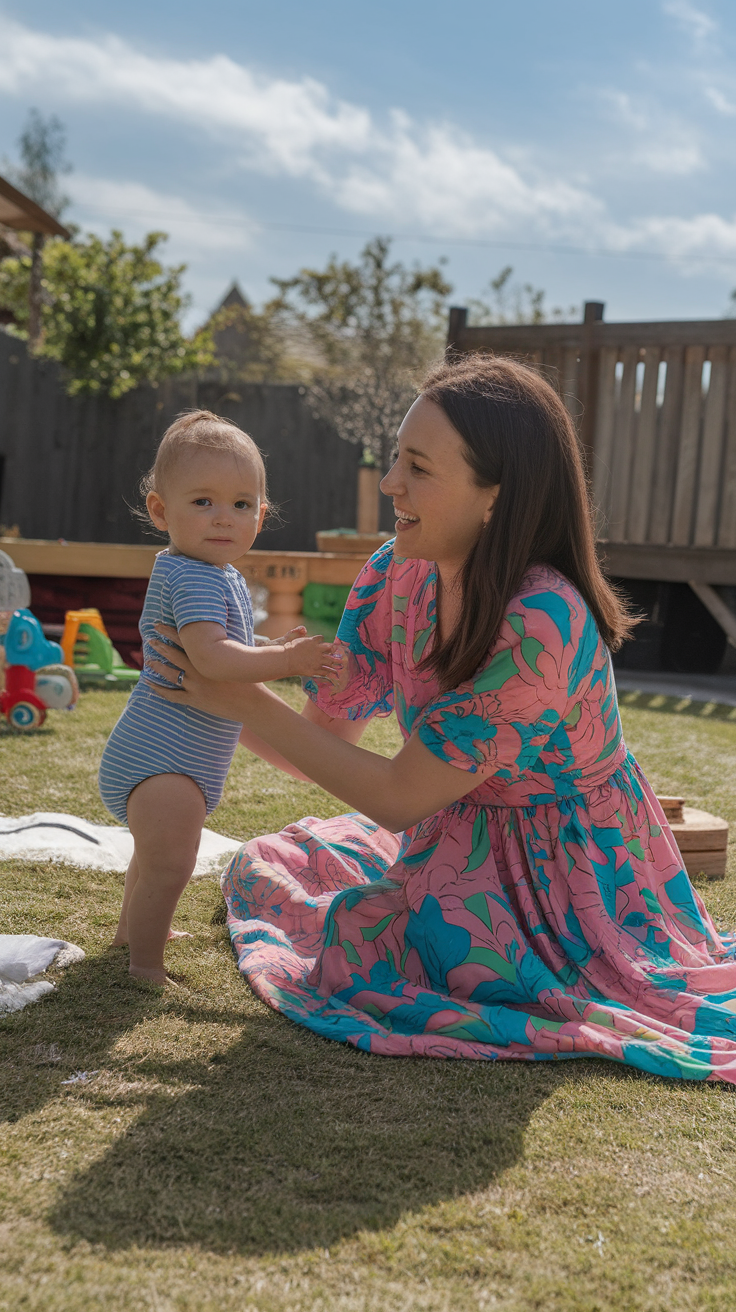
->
xmin=2 ymin=609 xmax=64 ymax=669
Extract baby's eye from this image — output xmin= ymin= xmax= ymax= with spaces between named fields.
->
xmin=234 ymin=500 xmax=250 ymax=510
xmin=193 ymin=497 xmax=211 ymax=507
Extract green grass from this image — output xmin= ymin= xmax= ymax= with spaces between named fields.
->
xmin=1 ymin=685 xmax=735 ymax=1311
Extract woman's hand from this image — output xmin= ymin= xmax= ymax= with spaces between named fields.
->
xmin=145 ymin=624 xmax=257 ymax=721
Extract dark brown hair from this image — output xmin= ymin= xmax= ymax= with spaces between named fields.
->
xmin=420 ymin=353 xmax=636 ymax=690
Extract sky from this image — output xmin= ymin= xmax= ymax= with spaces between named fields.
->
xmin=2 ymin=0 xmax=736 ymax=330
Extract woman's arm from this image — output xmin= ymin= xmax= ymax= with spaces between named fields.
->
xmin=147 ymin=632 xmax=475 ymax=832
xmin=238 ymin=688 xmax=367 ymax=781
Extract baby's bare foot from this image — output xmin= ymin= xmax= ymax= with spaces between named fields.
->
xmin=129 ymin=965 xmax=179 ymax=986
xmin=112 ymin=928 xmax=192 ymax=947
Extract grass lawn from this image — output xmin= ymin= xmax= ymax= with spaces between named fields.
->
xmin=1 ymin=684 xmax=736 ymax=1311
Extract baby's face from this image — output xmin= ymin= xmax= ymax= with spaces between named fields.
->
xmin=147 ymin=449 xmax=266 ymax=566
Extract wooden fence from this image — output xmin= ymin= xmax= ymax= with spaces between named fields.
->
xmin=0 ymin=331 xmax=391 ymax=551
xmin=447 ymin=303 xmax=736 ymax=590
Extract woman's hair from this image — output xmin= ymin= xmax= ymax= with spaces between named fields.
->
xmin=419 ymin=353 xmax=636 ymax=691
xmin=138 ymin=409 xmax=268 ymax=528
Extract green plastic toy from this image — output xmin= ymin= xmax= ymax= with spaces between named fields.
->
xmin=73 ymin=622 xmax=140 ymax=688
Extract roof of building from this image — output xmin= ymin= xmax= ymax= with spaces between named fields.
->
xmin=0 ymin=174 xmax=71 ymax=239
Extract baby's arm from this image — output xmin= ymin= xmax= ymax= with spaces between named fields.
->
xmin=177 ymin=621 xmax=338 ymax=682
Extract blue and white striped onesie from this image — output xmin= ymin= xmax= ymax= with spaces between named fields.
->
xmin=99 ymin=550 xmax=253 ymax=824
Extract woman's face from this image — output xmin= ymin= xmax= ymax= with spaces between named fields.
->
xmin=380 ymin=396 xmax=498 ymax=573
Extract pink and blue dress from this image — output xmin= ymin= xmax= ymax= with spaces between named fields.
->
xmin=222 ymin=541 xmax=736 ymax=1082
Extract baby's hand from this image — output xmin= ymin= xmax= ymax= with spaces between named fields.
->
xmin=283 ymin=633 xmax=341 ymax=678
xmin=271 ymin=625 xmax=308 ymax=646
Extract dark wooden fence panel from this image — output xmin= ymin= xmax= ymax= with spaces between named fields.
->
xmin=0 ymin=333 xmax=361 ymax=551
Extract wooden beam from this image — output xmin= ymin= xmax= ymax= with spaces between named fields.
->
xmin=0 ymin=175 xmax=70 ymax=239
xmin=688 ymin=581 xmax=736 ymax=646
xmin=598 ymin=541 xmax=736 ymax=584
xmin=2 ymin=538 xmax=372 ymax=588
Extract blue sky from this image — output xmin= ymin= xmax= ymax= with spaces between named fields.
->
xmin=3 ymin=0 xmax=736 ymax=329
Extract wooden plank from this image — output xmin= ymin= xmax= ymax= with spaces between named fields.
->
xmin=597 ymin=542 xmax=736 ymax=584
xmin=670 ymin=346 xmax=706 ymax=544
xmin=1 ymin=538 xmax=371 ymax=588
xmin=561 ymin=346 xmax=580 ymax=421
xmin=591 ymin=346 xmax=619 ymax=535
xmin=607 ymin=346 xmax=639 ymax=541
xmin=454 ymin=323 xmax=583 ymax=353
xmin=452 ymin=316 xmax=736 ymax=357
xmin=626 ymin=346 xmax=660 ymax=542
xmin=717 ymin=345 xmax=736 ymax=548
xmin=541 ymin=346 xmax=563 ymax=394
xmin=694 ymin=345 xmax=729 ymax=546
xmin=648 ymin=346 xmax=684 ymax=544
xmin=596 ymin=320 xmax=736 ymax=349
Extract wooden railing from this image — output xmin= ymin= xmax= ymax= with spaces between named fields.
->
xmin=447 ymin=304 xmax=736 ymax=586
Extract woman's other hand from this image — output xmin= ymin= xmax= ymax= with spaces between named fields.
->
xmin=146 ymin=624 xmax=255 ymax=720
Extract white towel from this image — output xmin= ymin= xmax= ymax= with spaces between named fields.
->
xmin=0 ymin=812 xmax=241 ymax=876
xmin=0 ymin=934 xmax=85 ymax=1013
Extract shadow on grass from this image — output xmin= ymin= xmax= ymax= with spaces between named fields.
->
xmin=617 ymin=690 xmax=736 ymax=722
xmin=39 ymin=952 xmax=563 ymax=1257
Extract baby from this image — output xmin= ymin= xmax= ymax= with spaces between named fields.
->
xmin=99 ymin=409 xmax=337 ymax=983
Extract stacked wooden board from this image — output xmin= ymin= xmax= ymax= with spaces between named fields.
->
xmin=658 ymin=796 xmax=729 ymax=880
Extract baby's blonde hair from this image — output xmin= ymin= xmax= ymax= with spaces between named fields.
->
xmin=139 ymin=410 xmax=268 ymax=527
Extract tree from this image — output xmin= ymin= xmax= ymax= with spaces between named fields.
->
xmin=0 ymin=230 xmax=213 ymax=398
xmin=272 ymin=237 xmax=452 ymax=471
xmin=4 ymin=108 xmax=72 ymax=218
xmin=467 ymin=265 xmax=579 ymax=326
xmin=2 ymin=109 xmax=73 ymax=349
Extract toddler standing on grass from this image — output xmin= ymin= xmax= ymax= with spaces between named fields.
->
xmin=99 ymin=410 xmax=337 ymax=984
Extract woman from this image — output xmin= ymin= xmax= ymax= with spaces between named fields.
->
xmin=151 ymin=355 xmax=736 ymax=1082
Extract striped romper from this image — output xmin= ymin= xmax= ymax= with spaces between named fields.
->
xmin=98 ymin=550 xmax=253 ymax=824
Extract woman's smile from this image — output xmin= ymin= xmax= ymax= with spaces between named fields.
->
xmin=394 ymin=508 xmax=420 ymax=532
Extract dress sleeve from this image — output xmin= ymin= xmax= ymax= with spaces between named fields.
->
xmin=304 ymin=540 xmax=396 ymax=721
xmin=168 ymin=561 xmax=229 ymax=629
xmin=415 ymin=587 xmax=579 ymax=784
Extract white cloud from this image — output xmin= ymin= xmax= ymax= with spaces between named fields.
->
xmin=333 ymin=113 xmax=603 ymax=237
xmin=602 ymin=90 xmax=705 ymax=175
xmin=0 ymin=17 xmax=372 ymax=176
xmin=705 ymin=86 xmax=736 ymax=115
xmin=607 ymin=211 xmax=736 ymax=267
xmin=0 ymin=14 xmax=602 ymax=242
xmin=69 ymin=174 xmax=254 ymax=254
xmin=3 ymin=13 xmax=736 ymax=280
xmin=662 ymin=0 xmax=717 ymax=44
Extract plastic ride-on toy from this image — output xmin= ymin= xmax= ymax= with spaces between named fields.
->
xmin=0 ymin=609 xmax=79 ymax=730
xmin=61 ymin=608 xmax=139 ymax=688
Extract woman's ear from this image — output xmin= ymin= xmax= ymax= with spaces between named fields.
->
xmin=482 ymin=485 xmax=500 ymax=525
xmin=146 ymin=490 xmax=168 ymax=531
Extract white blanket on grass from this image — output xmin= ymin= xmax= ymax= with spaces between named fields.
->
xmin=0 ymin=812 xmax=241 ymax=876
xmin=0 ymin=934 xmax=85 ymax=1013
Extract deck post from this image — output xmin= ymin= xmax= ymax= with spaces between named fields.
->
xmin=578 ymin=300 xmax=605 ymax=476
xmin=446 ymin=306 xmax=468 ymax=353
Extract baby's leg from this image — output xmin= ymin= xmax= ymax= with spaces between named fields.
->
xmin=111 ymin=851 xmax=194 ymax=947
xmin=125 ymin=774 xmax=206 ymax=983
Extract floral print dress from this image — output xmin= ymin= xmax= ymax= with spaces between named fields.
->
xmin=222 ymin=541 xmax=736 ymax=1081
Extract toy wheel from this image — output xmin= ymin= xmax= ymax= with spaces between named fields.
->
xmin=8 ymin=700 xmax=46 ymax=730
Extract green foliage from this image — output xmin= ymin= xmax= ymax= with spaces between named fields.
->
xmin=272 ymin=237 xmax=452 ymax=468
xmin=467 ymin=264 xmax=579 ymax=326
xmin=0 ymin=230 xmax=213 ymax=398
